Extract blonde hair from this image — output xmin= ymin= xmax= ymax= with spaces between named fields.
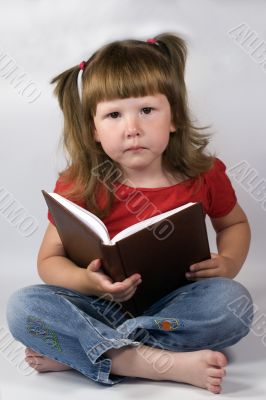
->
xmin=51 ymin=32 xmax=214 ymax=218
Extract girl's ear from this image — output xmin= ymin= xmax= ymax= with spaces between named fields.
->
xmin=93 ymin=129 xmax=101 ymax=142
xmin=170 ymin=120 xmax=176 ymax=133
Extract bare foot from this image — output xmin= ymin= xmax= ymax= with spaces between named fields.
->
xmin=108 ymin=346 xmax=227 ymax=394
xmin=169 ymin=349 xmax=227 ymax=394
xmin=25 ymin=348 xmax=72 ymax=373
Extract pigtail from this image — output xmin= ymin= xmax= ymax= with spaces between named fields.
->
xmin=155 ymin=33 xmax=187 ymax=78
xmin=50 ymin=66 xmax=82 ymax=126
xmin=153 ymin=33 xmax=188 ymax=127
xmin=50 ymin=66 xmax=91 ymax=202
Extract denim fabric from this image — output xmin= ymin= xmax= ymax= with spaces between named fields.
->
xmin=6 ymin=277 xmax=253 ymax=385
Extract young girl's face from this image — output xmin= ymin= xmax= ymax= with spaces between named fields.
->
xmin=93 ymin=93 xmax=176 ymax=178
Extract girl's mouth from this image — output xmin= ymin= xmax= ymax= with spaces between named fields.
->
xmin=126 ymin=146 xmax=146 ymax=151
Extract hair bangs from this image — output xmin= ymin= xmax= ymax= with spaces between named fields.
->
xmin=84 ymin=44 xmax=173 ymax=115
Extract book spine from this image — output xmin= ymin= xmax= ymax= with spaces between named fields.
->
xmin=198 ymin=203 xmax=211 ymax=257
xmin=101 ymin=244 xmax=138 ymax=317
xmin=101 ymin=244 xmax=127 ymax=281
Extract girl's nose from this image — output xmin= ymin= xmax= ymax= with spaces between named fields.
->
xmin=126 ymin=127 xmax=140 ymax=137
xmin=125 ymin=116 xmax=141 ymax=137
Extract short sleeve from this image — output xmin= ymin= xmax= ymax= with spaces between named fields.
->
xmin=204 ymin=158 xmax=237 ymax=218
xmin=47 ymin=176 xmax=77 ymax=225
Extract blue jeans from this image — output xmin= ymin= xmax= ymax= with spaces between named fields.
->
xmin=6 ymin=277 xmax=253 ymax=385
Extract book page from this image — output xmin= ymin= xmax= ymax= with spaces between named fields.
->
xmin=49 ymin=193 xmax=111 ymax=244
xmin=111 ymin=202 xmax=195 ymax=244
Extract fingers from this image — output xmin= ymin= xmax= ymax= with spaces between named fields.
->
xmin=186 ymin=268 xmax=219 ymax=279
xmin=190 ymin=258 xmax=218 ymax=272
xmin=123 ymin=273 xmax=142 ymax=286
xmin=106 ymin=274 xmax=141 ymax=293
xmin=120 ymin=278 xmax=141 ymax=297
xmin=88 ymin=261 xmax=142 ymax=300
xmin=105 ymin=276 xmax=142 ymax=302
xmin=186 ymin=257 xmax=220 ymax=280
xmin=113 ymin=280 xmax=141 ymax=302
xmin=88 ymin=258 xmax=102 ymax=272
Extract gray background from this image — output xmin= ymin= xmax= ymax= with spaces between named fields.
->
xmin=0 ymin=1 xmax=266 ymax=398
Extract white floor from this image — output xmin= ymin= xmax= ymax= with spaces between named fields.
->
xmin=1 ymin=258 xmax=266 ymax=399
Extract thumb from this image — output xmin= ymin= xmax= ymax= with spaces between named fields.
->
xmin=89 ymin=258 xmax=101 ymax=271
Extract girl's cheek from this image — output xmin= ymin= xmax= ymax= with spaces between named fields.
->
xmin=100 ymin=143 xmax=118 ymax=156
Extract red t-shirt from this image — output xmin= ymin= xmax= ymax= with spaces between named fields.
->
xmin=48 ymin=158 xmax=237 ymax=240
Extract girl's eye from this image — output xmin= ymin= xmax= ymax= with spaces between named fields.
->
xmin=142 ymin=107 xmax=153 ymax=114
xmin=108 ymin=112 xmax=120 ymax=119
xmin=107 ymin=108 xmax=153 ymax=118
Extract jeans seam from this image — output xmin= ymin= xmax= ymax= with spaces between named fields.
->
xmin=208 ymin=327 xmax=251 ymax=349
xmin=86 ymin=339 xmax=140 ymax=384
xmin=55 ymin=293 xmax=113 ymax=342
xmin=87 ymin=338 xmax=140 ymax=362
xmin=158 ymin=327 xmax=250 ymax=351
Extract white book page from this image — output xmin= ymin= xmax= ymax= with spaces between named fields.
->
xmin=49 ymin=193 xmax=111 ymax=245
xmin=111 ymin=202 xmax=195 ymax=244
xmin=49 ymin=193 xmax=195 ymax=246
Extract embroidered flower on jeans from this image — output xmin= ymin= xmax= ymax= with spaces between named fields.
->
xmin=154 ymin=318 xmax=184 ymax=331
xmin=26 ymin=315 xmax=62 ymax=352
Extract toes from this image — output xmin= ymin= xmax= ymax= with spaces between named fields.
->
xmin=214 ymin=351 xmax=227 ymax=367
xmin=25 ymin=356 xmax=41 ymax=369
xmin=208 ymin=367 xmax=226 ymax=378
xmin=206 ymin=383 xmax=221 ymax=394
xmin=25 ymin=348 xmax=42 ymax=357
xmin=25 ymin=356 xmax=53 ymax=373
xmin=206 ymin=350 xmax=227 ymax=368
xmin=207 ymin=376 xmax=222 ymax=386
xmin=33 ymin=364 xmax=48 ymax=373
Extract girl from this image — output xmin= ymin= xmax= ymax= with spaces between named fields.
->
xmin=7 ymin=33 xmax=253 ymax=394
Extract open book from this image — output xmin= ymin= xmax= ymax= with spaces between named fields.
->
xmin=42 ymin=190 xmax=211 ymax=316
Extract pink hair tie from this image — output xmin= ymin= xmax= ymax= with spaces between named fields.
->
xmin=79 ymin=61 xmax=86 ymax=70
xmin=77 ymin=60 xmax=86 ymax=102
xmin=146 ymin=38 xmax=157 ymax=44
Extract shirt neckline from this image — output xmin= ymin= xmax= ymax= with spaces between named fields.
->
xmin=114 ymin=177 xmax=194 ymax=192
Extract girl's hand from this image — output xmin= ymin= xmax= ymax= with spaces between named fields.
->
xmin=86 ymin=258 xmax=142 ymax=302
xmin=186 ymin=253 xmax=236 ymax=280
